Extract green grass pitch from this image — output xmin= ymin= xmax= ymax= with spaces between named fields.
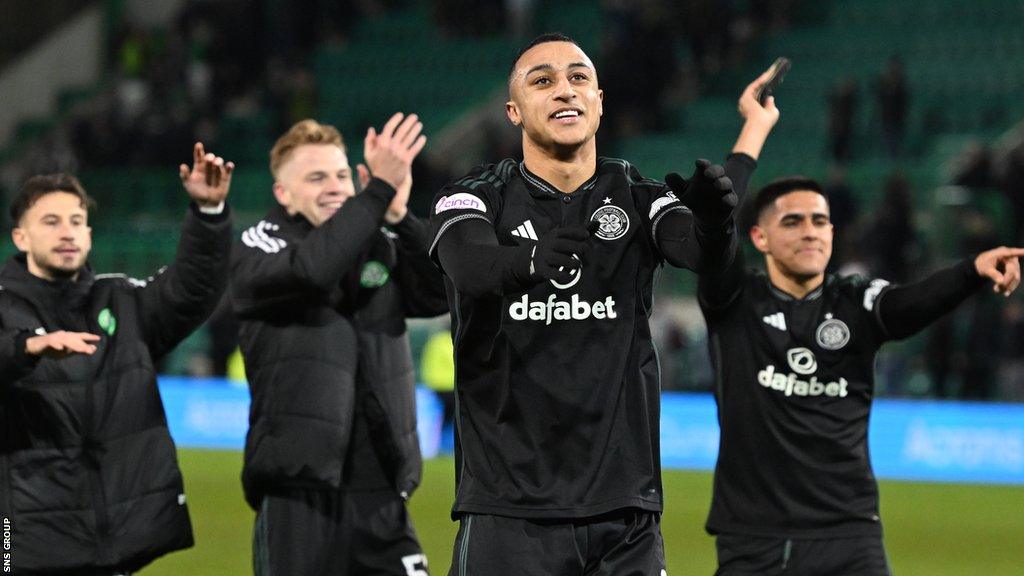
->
xmin=140 ymin=449 xmax=1024 ymax=575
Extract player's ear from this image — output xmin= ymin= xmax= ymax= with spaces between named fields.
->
xmin=272 ymin=181 xmax=290 ymax=208
xmin=597 ymin=88 xmax=604 ymax=117
xmin=506 ymin=100 xmax=522 ymax=127
xmin=11 ymin=226 xmax=27 ymax=252
xmin=750 ymin=225 xmax=769 ymax=253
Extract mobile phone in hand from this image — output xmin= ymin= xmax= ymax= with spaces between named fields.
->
xmin=756 ymin=57 xmax=791 ymax=105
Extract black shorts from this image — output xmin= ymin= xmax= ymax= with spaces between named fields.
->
xmin=714 ymin=533 xmax=891 ymax=576
xmin=448 ymin=510 xmax=666 ymax=576
xmin=253 ymin=488 xmax=428 ymax=576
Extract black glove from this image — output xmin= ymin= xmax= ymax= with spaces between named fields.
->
xmin=665 ymin=159 xmax=737 ymax=230
xmin=515 ymin=226 xmax=592 ymax=284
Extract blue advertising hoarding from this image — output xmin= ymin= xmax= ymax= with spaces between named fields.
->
xmin=158 ymin=377 xmax=445 ymax=458
xmin=158 ymin=378 xmax=1024 ymax=485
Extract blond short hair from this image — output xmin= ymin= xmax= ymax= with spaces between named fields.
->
xmin=269 ymin=119 xmax=346 ymax=178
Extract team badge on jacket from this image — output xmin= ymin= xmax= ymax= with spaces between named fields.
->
xmin=590 ymin=204 xmax=629 ymax=240
xmin=816 ymin=313 xmax=850 ymax=350
xmin=360 ymin=261 xmax=390 ymax=288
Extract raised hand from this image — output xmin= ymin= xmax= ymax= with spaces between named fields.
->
xmin=179 ymin=142 xmax=235 ymax=208
xmin=665 ymin=159 xmax=736 ymax=230
xmin=25 ymin=331 xmax=101 ymax=358
xmin=974 ymin=246 xmax=1024 ymax=296
xmin=362 ymin=113 xmax=426 ymax=215
xmin=739 ymin=66 xmax=782 ymax=128
xmin=357 ymin=162 xmax=412 ymax=225
xmin=731 ymin=66 xmax=782 ymax=160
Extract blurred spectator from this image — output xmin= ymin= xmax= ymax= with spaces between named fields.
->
xmin=875 ymin=56 xmax=909 ymax=158
xmin=748 ymin=0 xmax=802 ymax=31
xmin=823 ymin=165 xmax=858 ymax=271
xmin=862 ymin=172 xmax=921 ymax=282
xmin=958 ymin=209 xmax=1003 ymax=399
xmin=992 ymin=136 xmax=1024 ymax=244
xmin=997 ymin=300 xmax=1024 ymax=400
xmin=263 ymin=0 xmax=362 ymax=60
xmin=420 ymin=329 xmax=456 ymax=431
xmin=506 ymin=0 xmax=537 ymax=39
xmin=925 ymin=314 xmax=956 ymax=398
xmin=927 ymin=208 xmax=1003 ymax=399
xmin=827 ymin=78 xmax=858 ymax=161
xmin=433 ymin=0 xmax=504 ymax=37
xmin=266 ymin=58 xmax=319 ymax=132
xmin=599 ymin=1 xmax=679 ymax=147
xmin=677 ymin=0 xmax=734 ymax=77
xmin=207 ymin=295 xmax=240 ymax=378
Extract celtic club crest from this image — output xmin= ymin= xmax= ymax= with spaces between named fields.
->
xmin=590 ymin=205 xmax=630 ymax=241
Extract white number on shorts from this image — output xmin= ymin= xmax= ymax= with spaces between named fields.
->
xmin=402 ymin=553 xmax=428 ymax=576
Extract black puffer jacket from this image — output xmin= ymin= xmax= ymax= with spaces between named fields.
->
xmin=0 ymin=206 xmax=231 ymax=573
xmin=231 ymin=180 xmax=447 ymax=509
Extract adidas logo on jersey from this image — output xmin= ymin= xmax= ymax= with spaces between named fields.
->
xmin=510 ymin=219 xmax=539 ymax=241
xmin=508 ymin=293 xmax=617 ymax=325
xmin=763 ymin=312 xmax=787 ymax=331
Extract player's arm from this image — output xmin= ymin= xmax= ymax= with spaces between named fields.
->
xmin=231 ymin=179 xmax=395 ymax=314
xmin=693 ymin=70 xmax=780 ymax=306
xmin=731 ymin=66 xmax=781 ymax=163
xmin=356 ymin=136 xmax=448 ymax=316
xmin=1 ymin=328 xmax=103 ymax=382
xmin=0 ymin=329 xmax=36 ymax=378
xmin=435 ymin=218 xmax=591 ymax=297
xmin=389 ymin=212 xmax=450 ymax=317
xmin=692 ymin=153 xmax=759 ymax=309
xmin=137 ymin=142 xmax=234 ymax=357
xmin=876 ymin=247 xmax=1024 ymax=339
xmin=657 ymin=71 xmax=777 ymax=273
xmin=656 ymin=159 xmax=736 ymax=273
xmin=657 ymin=143 xmax=764 ymax=274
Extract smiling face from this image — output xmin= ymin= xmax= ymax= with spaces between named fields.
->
xmin=12 ymin=191 xmax=92 ymax=280
xmin=272 ymin=143 xmax=355 ymax=227
xmin=506 ymin=41 xmax=603 ymax=154
xmin=751 ymin=190 xmax=834 ymax=283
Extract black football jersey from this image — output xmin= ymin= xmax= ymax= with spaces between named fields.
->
xmin=700 ymin=261 xmax=895 ymax=538
xmin=428 ymin=158 xmax=691 ymax=518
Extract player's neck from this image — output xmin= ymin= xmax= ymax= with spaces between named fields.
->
xmin=766 ymin=261 xmax=824 ymax=299
xmin=521 ymin=138 xmax=597 ymax=193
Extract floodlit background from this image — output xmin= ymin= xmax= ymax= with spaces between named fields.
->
xmin=2 ymin=0 xmax=1023 ymax=573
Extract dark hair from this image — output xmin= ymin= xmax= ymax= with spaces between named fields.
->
xmin=748 ymin=176 xmax=826 ymax=228
xmin=10 ymin=173 xmax=95 ymax=224
xmin=509 ymin=33 xmax=581 ymax=80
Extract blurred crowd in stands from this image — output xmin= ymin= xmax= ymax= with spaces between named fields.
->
xmin=3 ymin=0 xmax=1024 ymax=401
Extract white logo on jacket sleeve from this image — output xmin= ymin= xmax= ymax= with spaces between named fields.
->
xmin=435 ymin=193 xmax=487 ymax=214
xmin=648 ymin=191 xmax=679 ymax=219
xmin=863 ymin=279 xmax=890 ymax=311
xmin=242 ymin=221 xmax=287 ymax=254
